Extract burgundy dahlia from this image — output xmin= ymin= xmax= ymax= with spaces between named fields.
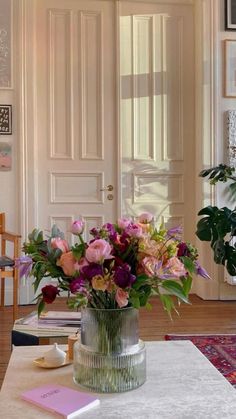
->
xmin=177 ymin=242 xmax=190 ymax=257
xmin=82 ymin=263 xmax=103 ymax=280
xmin=41 ymin=285 xmax=60 ymax=303
xmin=113 ymin=265 xmax=136 ymax=289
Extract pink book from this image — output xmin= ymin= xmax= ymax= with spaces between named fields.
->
xmin=21 ymin=384 xmax=100 ymax=418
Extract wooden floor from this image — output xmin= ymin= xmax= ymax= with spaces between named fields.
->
xmin=1 ymin=294 xmax=236 ymax=388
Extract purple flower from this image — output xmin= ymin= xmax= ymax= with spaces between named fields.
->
xmin=114 ymin=265 xmax=136 ymax=288
xmin=82 ymin=263 xmax=103 ymax=280
xmin=167 ymin=226 xmax=182 ymax=239
xmin=177 ymin=242 xmax=190 ymax=257
xmin=90 ymin=227 xmax=99 ymax=238
xmin=195 ymin=262 xmax=211 ymax=279
xmin=14 ymin=256 xmax=33 ymax=278
xmin=102 ymin=223 xmax=116 ymax=235
xmin=69 ymin=275 xmax=86 ymax=294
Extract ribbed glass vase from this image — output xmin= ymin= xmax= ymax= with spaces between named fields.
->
xmin=73 ymin=307 xmax=146 ymax=393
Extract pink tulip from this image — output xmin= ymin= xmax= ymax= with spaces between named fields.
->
xmin=138 ymin=212 xmax=154 ymax=224
xmin=85 ymin=239 xmax=113 ymax=263
xmin=71 ymin=219 xmax=85 ymax=235
xmin=51 ymin=237 xmax=69 ymax=253
xmin=115 ymin=288 xmax=129 ymax=308
xmin=57 ymin=251 xmax=77 ymax=276
xmin=117 ymin=217 xmax=132 ymax=229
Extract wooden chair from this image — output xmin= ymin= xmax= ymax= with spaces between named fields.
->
xmin=0 ymin=213 xmax=21 ymax=321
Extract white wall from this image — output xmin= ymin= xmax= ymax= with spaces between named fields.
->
xmin=0 ymin=1 xmax=19 ymax=234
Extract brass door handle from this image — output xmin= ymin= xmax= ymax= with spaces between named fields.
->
xmin=100 ymin=184 xmax=114 ymax=192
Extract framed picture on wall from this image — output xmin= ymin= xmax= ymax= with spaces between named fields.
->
xmin=0 ymin=0 xmax=13 ymax=88
xmin=224 ymin=40 xmax=236 ymax=97
xmin=0 ymin=105 xmax=12 ymax=134
xmin=225 ymin=0 xmax=236 ymax=30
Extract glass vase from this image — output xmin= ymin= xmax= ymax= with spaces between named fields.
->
xmin=73 ymin=307 xmax=146 ymax=393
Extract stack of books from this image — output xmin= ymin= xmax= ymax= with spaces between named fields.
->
xmin=13 ymin=310 xmax=81 ymax=337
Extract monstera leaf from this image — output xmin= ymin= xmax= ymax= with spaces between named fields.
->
xmin=197 ymin=164 xmax=236 ymax=276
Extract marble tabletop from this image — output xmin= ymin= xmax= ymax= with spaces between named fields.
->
xmin=1 ymin=341 xmax=236 ymax=418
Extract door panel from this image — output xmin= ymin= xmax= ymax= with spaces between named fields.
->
xmin=35 ymin=0 xmax=117 ymax=237
xmin=120 ymin=1 xmax=195 ymax=242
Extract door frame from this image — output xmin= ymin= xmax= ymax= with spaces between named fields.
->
xmin=16 ymin=0 xmax=224 ymax=300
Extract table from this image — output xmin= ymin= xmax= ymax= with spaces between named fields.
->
xmin=12 ymin=312 xmax=79 ymax=346
xmin=1 ymin=341 xmax=236 ymax=418
xmin=11 ymin=329 xmax=69 ymax=346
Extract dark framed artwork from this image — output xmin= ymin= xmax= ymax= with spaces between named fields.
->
xmin=224 ymin=40 xmax=236 ymax=97
xmin=225 ymin=0 xmax=236 ymax=30
xmin=0 ymin=105 xmax=12 ymax=134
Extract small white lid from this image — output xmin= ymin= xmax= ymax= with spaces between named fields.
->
xmin=44 ymin=343 xmax=66 ymax=366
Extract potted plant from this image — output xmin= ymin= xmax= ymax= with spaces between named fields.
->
xmin=196 ymin=164 xmax=236 ymax=276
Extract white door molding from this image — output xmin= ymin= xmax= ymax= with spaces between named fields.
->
xmin=17 ymin=0 xmax=38 ymax=240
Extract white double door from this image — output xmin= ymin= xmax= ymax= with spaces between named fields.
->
xmin=20 ymin=0 xmax=195 ymax=302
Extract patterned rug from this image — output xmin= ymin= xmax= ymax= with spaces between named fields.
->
xmin=165 ymin=334 xmax=236 ymax=388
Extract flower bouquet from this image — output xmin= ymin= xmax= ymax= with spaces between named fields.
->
xmin=17 ymin=213 xmax=209 ymax=392
xmin=17 ymin=212 xmax=209 ymax=316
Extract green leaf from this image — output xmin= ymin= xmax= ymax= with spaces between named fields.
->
xmin=138 ymin=285 xmax=152 ymax=306
xmin=145 ymin=302 xmax=152 ymax=310
xmin=159 ymin=294 xmax=177 ymax=318
xmin=197 ymin=206 xmax=218 ymax=216
xmin=37 ymin=299 xmax=45 ymax=317
xmin=50 ymin=224 xmax=64 ymax=239
xmin=129 ymin=294 xmax=140 ymax=309
xmin=196 ymin=218 xmax=213 ymax=241
xmin=72 ymin=243 xmax=85 ymax=260
xmin=180 ymin=257 xmax=195 ymax=275
xmin=228 ymin=182 xmax=236 ymax=200
xmin=180 ymin=275 xmax=193 ymax=297
xmin=212 ymin=239 xmax=226 ymax=264
xmin=160 ymin=280 xmax=189 ymax=304
xmin=132 ymin=274 xmax=149 ymax=290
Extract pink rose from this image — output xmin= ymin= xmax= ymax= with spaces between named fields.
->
xmin=125 ymin=224 xmax=143 ymax=238
xmin=115 ymin=288 xmax=129 ymax=308
xmin=57 ymin=251 xmax=77 ymax=276
xmin=141 ymin=256 xmax=159 ymax=277
xmin=117 ymin=217 xmax=132 ymax=229
xmin=74 ymin=257 xmax=89 ymax=273
xmin=138 ymin=212 xmax=154 ymax=223
xmin=165 ymin=257 xmax=186 ymax=277
xmin=85 ymin=239 xmax=113 ymax=263
xmin=71 ymin=219 xmax=85 ymax=235
xmin=51 ymin=237 xmax=69 ymax=253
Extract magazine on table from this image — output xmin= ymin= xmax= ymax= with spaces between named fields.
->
xmin=21 ymin=384 xmax=100 ymax=418
xmin=14 ymin=311 xmax=80 ymax=334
